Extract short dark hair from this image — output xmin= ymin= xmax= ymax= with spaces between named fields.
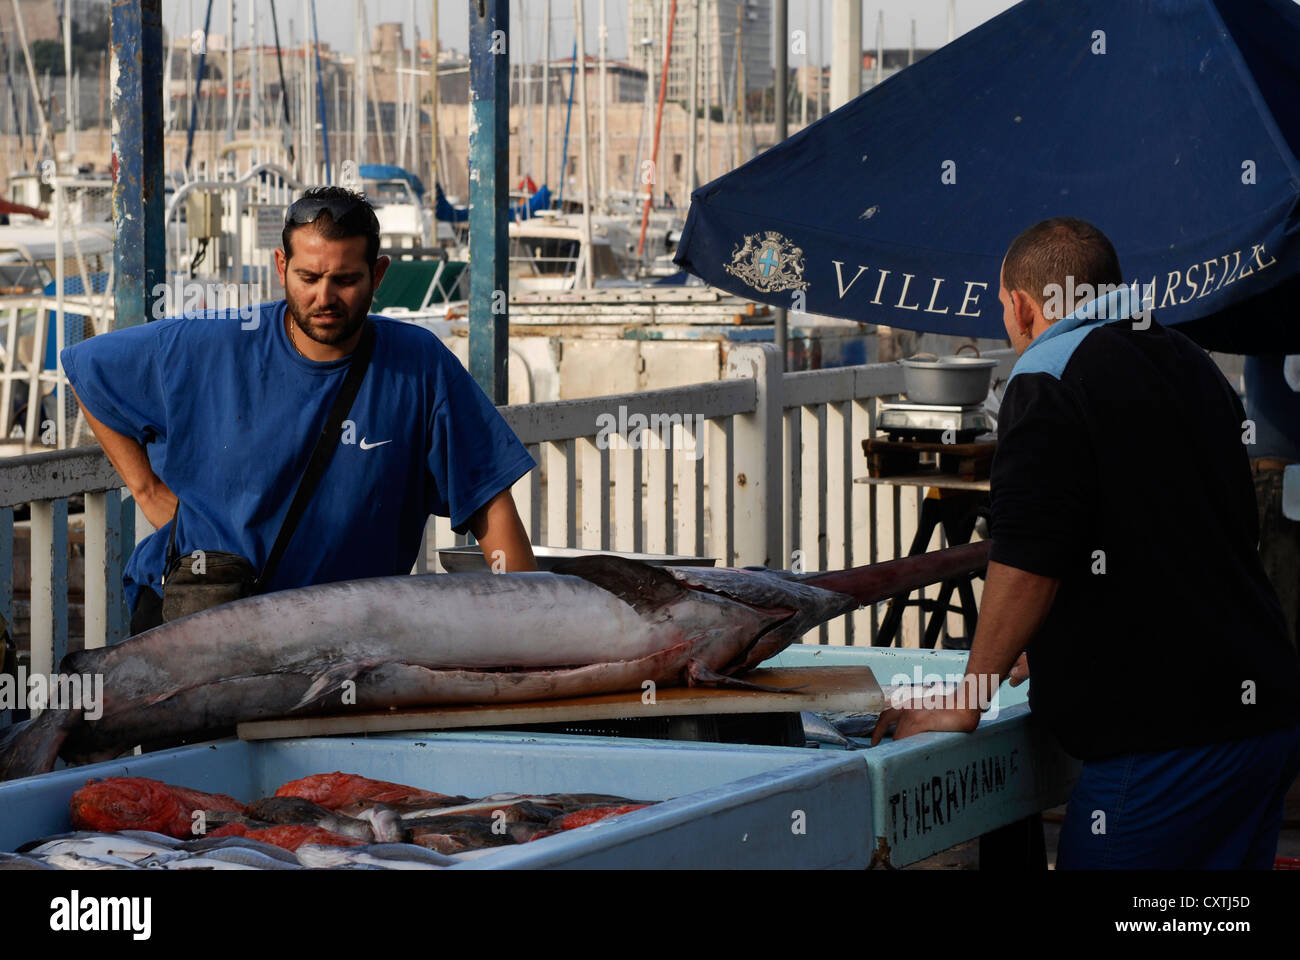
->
xmin=1001 ymin=217 xmax=1123 ymax=309
xmin=281 ymin=186 xmax=381 ymax=265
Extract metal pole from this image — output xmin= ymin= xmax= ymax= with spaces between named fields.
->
xmin=685 ymin=0 xmax=698 ymax=197
xmin=540 ymin=0 xmax=549 ymax=189
xmin=431 ymin=0 xmax=439 ymax=194
xmin=63 ymin=0 xmax=75 ymax=158
xmin=311 ymin=0 xmax=329 ymax=182
xmin=249 ymin=0 xmax=259 ymax=140
xmin=574 ymin=0 xmax=594 ymax=287
xmin=597 ymin=0 xmax=608 ymax=211
xmin=773 ymin=0 xmax=787 ymax=368
xmin=226 ymin=0 xmax=235 ymax=143
xmin=814 ymin=0 xmax=822 ymax=119
xmin=829 ymin=0 xmax=861 ymax=111
xmin=354 ymin=0 xmax=365 ymax=166
xmin=12 ymin=0 xmax=53 ymax=158
xmin=702 ymin=0 xmax=709 ymax=185
xmin=638 ymin=0 xmax=678 ymax=257
xmin=111 ymin=0 xmax=165 ymax=328
xmin=468 ymin=0 xmax=509 ymax=403
xmin=801 ymin=0 xmax=807 ymax=126
xmin=874 ymin=9 xmax=883 ymax=87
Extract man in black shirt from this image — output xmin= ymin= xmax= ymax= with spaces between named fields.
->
xmin=872 ymin=217 xmax=1300 ymax=868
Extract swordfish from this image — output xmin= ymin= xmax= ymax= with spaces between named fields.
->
xmin=0 ymin=545 xmax=989 ymax=781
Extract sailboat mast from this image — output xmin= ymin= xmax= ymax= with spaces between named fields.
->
xmin=63 ymin=0 xmax=75 ymax=159
xmin=702 ymin=0 xmax=709 ymax=185
xmin=540 ymin=0 xmax=550 ymax=189
xmin=11 ymin=0 xmax=53 ymax=160
xmin=685 ymin=0 xmax=697 ymax=197
xmin=430 ymin=0 xmax=439 ymax=195
xmin=353 ymin=0 xmax=365 ymax=167
xmin=573 ymin=0 xmax=595 ymax=288
xmin=227 ymin=0 xmax=235 ymax=144
xmin=638 ymin=0 xmax=678 ymax=256
xmin=598 ymin=0 xmax=608 ymax=212
xmin=249 ymin=0 xmax=259 ymax=141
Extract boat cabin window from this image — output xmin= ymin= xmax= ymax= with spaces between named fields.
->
xmin=363 ymin=180 xmax=412 ymax=205
xmin=511 ymin=236 xmax=580 ymax=276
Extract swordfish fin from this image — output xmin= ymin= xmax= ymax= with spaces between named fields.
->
xmin=291 ymin=661 xmax=380 ymax=712
xmin=552 ymin=555 xmax=689 ymax=614
xmin=685 ymin=661 xmax=809 ymax=694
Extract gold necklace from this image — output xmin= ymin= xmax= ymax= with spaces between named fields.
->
xmin=286 ymin=314 xmax=308 ymax=358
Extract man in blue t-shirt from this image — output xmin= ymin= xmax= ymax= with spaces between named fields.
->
xmin=62 ymin=186 xmax=537 ymax=633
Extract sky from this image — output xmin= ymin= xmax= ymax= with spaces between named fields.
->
xmin=168 ymin=1 xmax=1022 ymax=64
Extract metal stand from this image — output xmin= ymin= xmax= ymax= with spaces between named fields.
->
xmin=873 ymin=489 xmax=988 ymax=649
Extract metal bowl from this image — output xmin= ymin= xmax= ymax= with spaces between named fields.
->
xmin=436 ymin=545 xmax=717 ymax=573
xmin=898 ymin=355 xmax=999 ymax=406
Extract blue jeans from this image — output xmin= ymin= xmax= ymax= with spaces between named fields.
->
xmin=1057 ymin=721 xmax=1300 ymax=869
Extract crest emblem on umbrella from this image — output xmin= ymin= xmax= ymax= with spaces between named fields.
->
xmin=725 ymin=231 xmax=809 ymax=293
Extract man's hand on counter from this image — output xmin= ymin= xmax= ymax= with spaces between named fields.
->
xmin=869 ymin=561 xmax=1057 ymax=747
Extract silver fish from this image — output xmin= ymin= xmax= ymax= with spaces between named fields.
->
xmin=156 ymin=856 xmax=261 ymax=870
xmin=295 ymin=843 xmax=457 ymax=870
xmin=800 ymin=711 xmax=859 ymax=750
xmin=0 ymin=852 xmax=58 ymax=870
xmin=2 ymin=547 xmax=985 ymax=780
xmin=182 ymin=835 xmax=304 ymax=865
xmin=2 ymin=556 xmax=859 ymax=780
xmin=22 ymin=832 xmax=184 ymax=863
xmin=190 ymin=847 xmax=305 ymax=869
xmin=42 ymin=851 xmax=141 ymax=870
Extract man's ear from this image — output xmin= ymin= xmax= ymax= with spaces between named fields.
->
xmin=370 ymin=254 xmax=391 ymax=292
xmin=1010 ymin=289 xmax=1038 ymax=338
xmin=274 ymin=247 xmax=288 ymax=288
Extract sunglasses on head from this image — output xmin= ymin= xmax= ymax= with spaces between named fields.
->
xmin=284 ymin=193 xmax=375 ymax=229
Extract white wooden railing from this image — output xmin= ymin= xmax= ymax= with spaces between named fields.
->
xmin=0 ymin=347 xmax=1016 ymax=684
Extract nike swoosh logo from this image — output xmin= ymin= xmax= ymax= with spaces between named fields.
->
xmin=359 ymin=438 xmax=392 ymax=450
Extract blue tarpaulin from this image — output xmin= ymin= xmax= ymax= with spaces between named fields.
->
xmin=675 ymin=0 xmax=1300 ymax=353
xmin=436 ymin=182 xmax=551 ymax=223
xmin=436 ymin=182 xmax=470 ymax=223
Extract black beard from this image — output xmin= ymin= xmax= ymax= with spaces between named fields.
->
xmin=285 ymin=296 xmax=368 ymax=347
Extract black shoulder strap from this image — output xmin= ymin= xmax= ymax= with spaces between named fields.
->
xmin=256 ymin=322 xmax=376 ymax=593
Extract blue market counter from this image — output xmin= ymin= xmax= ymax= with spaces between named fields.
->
xmin=0 ymin=646 xmax=1078 ymax=869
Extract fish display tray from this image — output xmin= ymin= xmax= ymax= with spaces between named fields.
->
xmin=0 ymin=735 xmax=873 ymax=869
xmin=454 ymin=644 xmax=1084 ymax=868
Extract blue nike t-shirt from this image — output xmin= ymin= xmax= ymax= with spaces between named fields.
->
xmin=61 ymin=300 xmax=535 ymax=610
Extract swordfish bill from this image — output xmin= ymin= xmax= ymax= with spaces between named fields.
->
xmin=0 ymin=546 xmax=984 ymax=781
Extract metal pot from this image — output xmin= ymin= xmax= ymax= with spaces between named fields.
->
xmin=898 ymin=352 xmax=999 ymax=406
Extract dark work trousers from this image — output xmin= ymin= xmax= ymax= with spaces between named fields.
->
xmin=130 ymin=587 xmax=166 ymax=636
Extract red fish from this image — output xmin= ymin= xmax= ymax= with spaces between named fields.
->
xmin=273 ymin=772 xmax=451 ymax=809
xmin=69 ymin=777 xmax=245 ymax=839
xmin=208 ymin=822 xmax=364 ymax=851
xmin=551 ymin=805 xmax=650 ymax=831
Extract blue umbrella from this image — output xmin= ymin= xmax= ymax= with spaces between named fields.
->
xmin=675 ymin=0 xmax=1300 ymax=352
